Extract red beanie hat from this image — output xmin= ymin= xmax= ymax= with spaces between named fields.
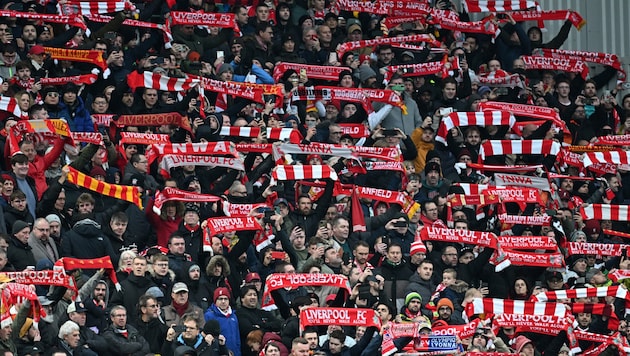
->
xmin=213 ymin=287 xmax=230 ymax=302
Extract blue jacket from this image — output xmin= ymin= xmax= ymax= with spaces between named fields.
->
xmin=204 ymin=304 xmax=241 ymax=356
xmin=58 ymin=96 xmax=95 ymax=132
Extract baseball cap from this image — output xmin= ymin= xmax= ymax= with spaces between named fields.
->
xmin=67 ymin=301 xmax=87 ymax=314
xmin=172 ymin=282 xmax=189 ymax=293
xmin=28 ymin=45 xmax=45 ymax=55
xmin=348 ymin=24 xmax=362 ymax=34
xmin=245 ymin=272 xmax=261 ymax=283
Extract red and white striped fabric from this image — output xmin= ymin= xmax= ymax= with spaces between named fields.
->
xmin=465 ymin=298 xmax=567 ymax=318
xmin=273 ymin=165 xmax=338 ymax=181
xmin=479 ymin=139 xmax=561 ymax=160
xmin=127 ymin=71 xmax=197 ymax=92
xmin=453 ymin=183 xmax=491 ymax=195
xmin=583 ymin=150 xmax=629 ymax=167
xmin=60 ymin=0 xmax=128 ymax=14
xmin=219 ymin=126 xmax=261 ymax=138
xmin=0 ymin=97 xmax=28 ymax=119
xmin=463 ymin=0 xmax=539 ymax=12
xmin=266 ymin=128 xmax=303 ymax=143
xmin=436 ymin=111 xmax=515 ymax=145
xmin=534 ymin=286 xmax=630 ymax=303
xmin=580 ymin=204 xmax=630 ymax=222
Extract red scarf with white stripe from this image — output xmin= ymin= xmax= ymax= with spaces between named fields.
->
xmin=566 ymin=242 xmax=626 ymax=257
xmin=152 ymin=187 xmax=221 ymax=215
xmin=479 ymin=139 xmax=561 ymax=161
xmin=477 ymin=73 xmax=524 ymax=88
xmin=272 ymin=165 xmax=338 ymax=181
xmin=510 ymin=10 xmax=586 ymax=30
xmin=521 ymin=55 xmax=589 ymax=79
xmin=0 ymin=97 xmax=28 ymax=119
xmin=170 ymin=11 xmax=240 ymax=32
xmin=478 ymin=101 xmax=566 ymax=131
xmin=496 ymin=250 xmax=563 ymax=267
xmin=595 ymin=134 xmax=630 ymax=146
xmin=465 ymin=298 xmax=568 ymax=318
xmin=336 ymin=34 xmax=440 ymax=58
xmin=496 ymin=235 xmax=557 ymax=250
xmin=385 ymin=61 xmax=447 ymax=81
xmin=0 ymin=10 xmax=85 ymax=29
xmin=533 ymin=285 xmax=630 ymax=302
xmin=535 ymin=48 xmax=625 ymax=80
xmin=272 ymin=63 xmax=352 ymax=82
xmin=580 ymin=204 xmax=630 ymax=221
xmin=59 ymin=0 xmax=129 ymax=14
xmin=261 ymin=273 xmax=351 ymax=310
xmin=436 ymin=111 xmax=516 ymax=145
xmin=159 ymin=155 xmax=245 ymax=178
xmin=40 ymin=73 xmax=98 ymax=86
xmin=463 ymin=0 xmax=539 ymax=12
xmin=291 ymin=86 xmax=406 ymax=115
xmin=145 ymin=141 xmax=238 ymax=164
xmin=582 ymin=150 xmax=629 ymax=168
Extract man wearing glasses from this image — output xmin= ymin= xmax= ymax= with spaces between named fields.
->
xmin=102 ymin=305 xmax=151 ymax=355
xmin=136 ymin=295 xmax=168 ymax=353
xmin=27 ymin=217 xmax=58 ymax=263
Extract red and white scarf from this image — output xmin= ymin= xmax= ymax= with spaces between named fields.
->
xmin=272 ymin=165 xmax=338 ymax=181
xmin=292 ymin=86 xmax=406 ymax=114
xmin=86 ymin=14 xmax=172 ymax=46
xmin=478 ymin=101 xmax=566 ymax=131
xmin=0 ymin=10 xmax=86 ymax=29
xmin=497 ymin=214 xmax=551 ymax=225
xmin=580 ymin=204 xmax=630 ymax=221
xmin=299 ymin=307 xmax=380 ymax=329
xmin=453 ymin=183 xmax=490 ymax=195
xmin=127 ymin=71 xmax=197 ymax=92
xmin=463 ymin=0 xmax=539 ymax=12
xmin=533 ymin=285 xmax=630 ymax=302
xmin=203 ymin=216 xmax=262 ymax=237
xmin=145 ymin=141 xmax=238 ymax=164
xmin=436 ymin=111 xmax=515 ymax=145
xmin=338 ymin=124 xmax=370 ymax=139
xmin=273 ymin=63 xmax=352 ymax=82
xmin=594 ymin=135 xmax=630 ymax=146
xmin=534 ymin=48 xmax=624 ymax=80
xmin=510 ymin=10 xmax=586 ymax=30
xmin=40 ymin=73 xmax=98 ymax=86
xmin=170 ymin=11 xmax=240 ymax=32
xmin=496 ymin=235 xmax=557 ymax=250
xmin=273 ymin=143 xmax=400 ymax=163
xmin=465 ymin=298 xmax=567 ymax=318
xmin=337 ymin=34 xmax=440 ymax=57
xmin=59 ymin=0 xmax=128 ymax=14
xmin=152 ymin=187 xmax=221 ymax=215
xmin=222 ymin=202 xmax=269 ymax=217
xmin=566 ymin=242 xmax=626 ymax=257
xmin=482 ymin=187 xmax=542 ymax=205
xmin=0 ymin=97 xmax=28 ymax=119
xmin=261 ymin=273 xmax=351 ymax=310
xmin=583 ymin=150 xmax=629 ymax=168
xmin=480 ymin=139 xmax=560 ymax=160
xmin=385 ymin=61 xmax=447 ymax=81
xmin=418 ymin=226 xmax=499 ymax=249
xmin=521 ymin=55 xmax=589 ymax=79
xmin=477 ymin=73 xmax=524 ymax=88
xmin=159 ymin=155 xmax=244 ymax=178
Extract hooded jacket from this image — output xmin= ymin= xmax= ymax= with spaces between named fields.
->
xmin=7 ymin=236 xmax=36 ymax=272
xmin=204 ymin=304 xmax=241 ymax=356
xmin=110 ymin=273 xmax=156 ymax=326
xmin=60 ymin=218 xmax=117 ymax=264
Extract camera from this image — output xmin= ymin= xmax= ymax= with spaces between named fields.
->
xmin=383 ymin=129 xmax=398 ymax=136
xmin=583 ymin=98 xmax=593 ymax=105
xmin=263 ymin=210 xmax=274 ymax=224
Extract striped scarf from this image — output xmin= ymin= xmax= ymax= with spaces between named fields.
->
xmin=66 ymin=166 xmax=143 ymax=209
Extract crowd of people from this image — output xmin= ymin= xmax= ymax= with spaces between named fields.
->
xmin=0 ymin=0 xmax=627 ymax=355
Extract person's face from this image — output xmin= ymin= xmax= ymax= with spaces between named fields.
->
xmin=133 ymin=155 xmax=148 ymax=174
xmin=387 ymin=246 xmax=402 ymax=263
xmin=256 ymin=5 xmax=269 ymax=20
xmin=70 ymin=311 xmax=86 ymax=326
xmin=22 ymin=25 xmax=37 ymax=42
xmin=259 ymin=26 xmax=273 ymax=44
xmin=153 ymin=259 xmax=169 ymax=277
xmin=172 ymin=289 xmax=189 ymax=304
xmin=342 ymin=104 xmax=357 ymax=118
xmin=184 ymin=211 xmax=199 ymax=225
xmin=33 ymin=221 xmax=50 ymax=241
xmin=304 ymin=332 xmax=318 ymax=349
xmin=424 ymin=202 xmax=438 ymax=221
xmin=181 ymin=319 xmax=199 ymax=341
xmin=466 ymin=130 xmax=481 ymax=145
xmin=318 ymin=26 xmax=332 ymax=42
xmin=16 ymin=93 xmax=30 ymax=111
xmin=77 ymin=201 xmax=94 ymax=214
xmin=242 ymin=289 xmax=258 ymax=308
xmin=332 ymin=219 xmax=349 ymax=240
xmin=442 ymin=83 xmax=457 ymax=100
xmin=325 ymin=248 xmax=342 ymax=265
xmin=514 ymin=279 xmax=528 ymax=296
xmin=122 ymin=92 xmax=134 ymax=107
xmin=17 ymin=67 xmax=31 ymax=81
xmin=442 ymin=247 xmax=458 ymax=266
xmin=378 ymin=48 xmax=394 ymax=65
xmin=132 ymin=258 xmax=147 ymax=276
xmin=298 ymin=197 xmax=312 ymax=215
xmin=353 ymin=246 xmax=369 ymax=265
xmin=608 ymin=176 xmax=621 ymax=192
xmin=438 ymin=305 xmax=452 ymax=320
xmin=328 ymin=337 xmax=343 ymax=354
xmin=142 ymin=298 xmax=159 ymax=319
xmin=488 ymin=60 xmax=501 ymax=72
xmin=62 ymin=91 xmax=77 ymax=106
xmin=0 ymin=253 xmax=7 ymax=270
xmin=584 ymin=83 xmax=596 ymax=98
xmin=10 ymin=227 xmax=27 ymax=244
xmin=143 ymin=89 xmax=158 ymax=106
xmin=91 ymin=97 xmax=108 ymax=113
xmin=94 ymin=283 xmax=107 ymax=301
xmin=291 ymin=342 xmax=310 ymax=356
xmin=20 ymin=142 xmax=36 ymax=161
xmin=442 ymin=272 xmax=455 ymax=286
xmin=560 ymin=179 xmax=573 ymax=191
xmin=110 ymin=219 xmax=127 ymax=237
xmin=2 ymin=180 xmax=13 ymax=196
xmin=10 ymin=195 xmax=27 ymax=212
xmin=169 ymin=237 xmax=186 ymax=254
xmin=215 ymin=295 xmax=230 ymax=311
xmin=64 ymin=330 xmax=81 ymax=348
xmin=407 ymin=298 xmax=421 ymax=313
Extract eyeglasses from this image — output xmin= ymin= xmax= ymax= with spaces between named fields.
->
xmin=46 ymin=92 xmax=59 ymax=97
xmin=35 ymin=227 xmax=49 ymax=232
xmin=146 ymin=304 xmax=158 ymax=308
